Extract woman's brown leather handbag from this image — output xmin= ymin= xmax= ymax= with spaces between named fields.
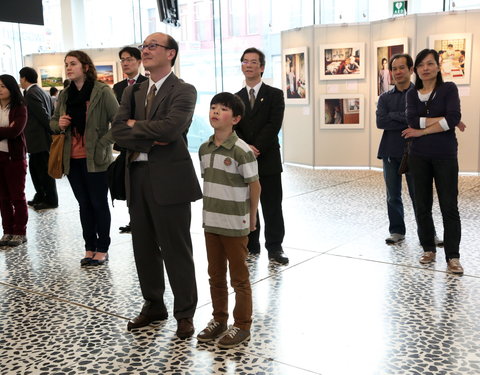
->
xmin=48 ymin=133 xmax=65 ymax=178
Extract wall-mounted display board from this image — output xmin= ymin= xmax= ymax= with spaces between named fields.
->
xmin=319 ymin=94 xmax=364 ymax=129
xmin=283 ymin=47 xmax=309 ymax=105
xmin=373 ymin=38 xmax=408 ymax=98
xmin=95 ymin=62 xmax=117 ymax=86
xmin=319 ymin=43 xmax=365 ymax=81
xmin=428 ymin=33 xmax=472 ymax=85
xmin=38 ymin=65 xmax=64 ymax=88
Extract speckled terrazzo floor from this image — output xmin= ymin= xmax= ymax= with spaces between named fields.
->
xmin=1 ymin=160 xmax=479 ymax=375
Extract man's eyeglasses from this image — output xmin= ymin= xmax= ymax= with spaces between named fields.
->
xmin=119 ymin=57 xmax=137 ymax=64
xmin=242 ymin=60 xmax=260 ymax=66
xmin=138 ymin=43 xmax=171 ymax=51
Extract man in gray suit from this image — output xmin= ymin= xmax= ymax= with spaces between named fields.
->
xmin=112 ymin=32 xmax=201 ymax=339
xmin=19 ymin=67 xmax=58 ymax=210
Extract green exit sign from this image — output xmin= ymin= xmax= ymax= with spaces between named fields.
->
xmin=393 ymin=1 xmax=407 ymax=15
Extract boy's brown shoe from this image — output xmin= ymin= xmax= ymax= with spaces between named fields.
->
xmin=197 ymin=320 xmax=227 ymax=342
xmin=217 ymin=326 xmax=250 ymax=349
xmin=447 ymin=258 xmax=464 ymax=275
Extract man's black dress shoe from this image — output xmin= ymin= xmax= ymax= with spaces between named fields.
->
xmin=268 ymin=251 xmax=289 ymax=265
xmin=127 ymin=312 xmax=168 ymax=331
xmin=33 ymin=202 xmax=58 ymax=211
xmin=176 ymin=318 xmax=194 ymax=339
xmin=27 ymin=199 xmax=41 ymax=207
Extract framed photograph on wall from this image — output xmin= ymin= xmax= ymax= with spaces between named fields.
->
xmin=373 ymin=38 xmax=408 ymax=97
xmin=95 ymin=62 xmax=117 ymax=86
xmin=282 ymin=47 xmax=309 ymax=105
xmin=319 ymin=43 xmax=365 ymax=80
xmin=428 ymin=33 xmax=472 ymax=85
xmin=38 ymin=66 xmax=64 ymax=88
xmin=319 ymin=94 xmax=364 ymax=129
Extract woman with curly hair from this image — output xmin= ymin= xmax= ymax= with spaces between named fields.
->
xmin=51 ymin=50 xmax=119 ymax=266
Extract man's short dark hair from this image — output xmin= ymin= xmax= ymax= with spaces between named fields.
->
xmin=119 ymin=46 xmax=141 ymax=60
xmin=388 ymin=53 xmax=414 ymax=71
xmin=19 ymin=67 xmax=38 ymax=83
xmin=210 ymin=92 xmax=245 ymax=118
xmin=240 ymin=47 xmax=265 ymax=67
xmin=50 ymin=87 xmax=58 ymax=96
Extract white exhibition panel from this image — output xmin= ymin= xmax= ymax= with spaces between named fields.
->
xmin=282 ymin=10 xmax=480 ymax=173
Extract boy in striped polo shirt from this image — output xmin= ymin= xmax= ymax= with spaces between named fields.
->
xmin=197 ymin=92 xmax=261 ymax=348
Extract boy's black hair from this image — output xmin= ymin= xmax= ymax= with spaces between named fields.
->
xmin=210 ymin=92 xmax=245 ymax=118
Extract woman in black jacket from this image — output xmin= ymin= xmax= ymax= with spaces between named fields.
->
xmin=403 ymin=49 xmax=464 ymax=275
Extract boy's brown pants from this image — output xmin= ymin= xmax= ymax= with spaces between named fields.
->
xmin=204 ymin=232 xmax=252 ymax=330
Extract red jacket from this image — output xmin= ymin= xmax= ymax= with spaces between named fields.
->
xmin=0 ymin=105 xmax=28 ymax=161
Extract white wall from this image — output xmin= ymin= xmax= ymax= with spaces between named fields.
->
xmin=24 ymin=48 xmax=128 ymax=92
xmin=282 ymin=10 xmax=480 ymax=173
xmin=314 ymin=23 xmax=371 ymax=168
xmin=282 ymin=26 xmax=315 ymax=166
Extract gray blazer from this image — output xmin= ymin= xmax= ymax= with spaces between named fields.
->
xmin=111 ymin=73 xmax=202 ymax=206
xmin=24 ymin=85 xmax=53 ymax=154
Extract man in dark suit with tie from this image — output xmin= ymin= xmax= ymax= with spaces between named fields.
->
xmin=112 ymin=32 xmax=202 ymax=339
xmin=235 ymin=47 xmax=289 ymax=265
xmin=19 ymin=67 xmax=58 ymax=210
xmin=113 ymin=46 xmax=148 ymax=234
xmin=113 ymin=46 xmax=148 ymax=104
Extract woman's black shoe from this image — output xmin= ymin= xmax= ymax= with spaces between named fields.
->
xmin=88 ymin=253 xmax=109 ymax=266
xmin=80 ymin=257 xmax=92 ymax=266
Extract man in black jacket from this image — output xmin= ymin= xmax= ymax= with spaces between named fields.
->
xmin=19 ymin=67 xmax=57 ymax=210
xmin=113 ymin=46 xmax=148 ymax=104
xmin=235 ymin=48 xmax=288 ymax=265
xmin=113 ymin=46 xmax=148 ymax=233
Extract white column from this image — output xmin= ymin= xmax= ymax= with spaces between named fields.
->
xmin=61 ymin=0 xmax=86 ymax=50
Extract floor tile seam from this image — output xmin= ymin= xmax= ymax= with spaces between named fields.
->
xmin=284 ymin=173 xmax=379 ymax=200
xmin=249 ymin=253 xmax=325 ymax=286
xmin=283 ymin=245 xmax=338 ymax=255
xmin=323 ymin=252 xmax=480 ymax=279
xmin=0 ymin=280 xmax=131 ymax=321
xmin=234 ymin=350 xmax=323 ymax=374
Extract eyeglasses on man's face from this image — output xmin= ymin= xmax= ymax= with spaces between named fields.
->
xmin=241 ymin=60 xmax=260 ymax=66
xmin=138 ymin=43 xmax=171 ymax=51
xmin=120 ymin=57 xmax=138 ymax=64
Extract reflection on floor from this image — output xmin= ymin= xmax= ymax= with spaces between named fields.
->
xmin=1 ymin=162 xmax=480 ymax=375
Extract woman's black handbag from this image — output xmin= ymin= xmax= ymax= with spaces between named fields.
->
xmin=107 ymin=150 xmax=127 ymax=202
